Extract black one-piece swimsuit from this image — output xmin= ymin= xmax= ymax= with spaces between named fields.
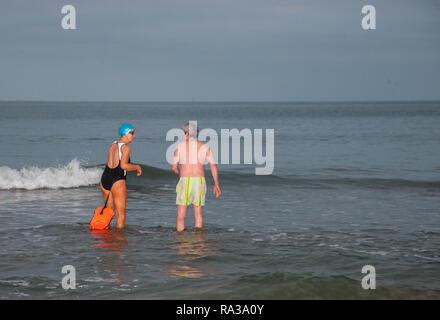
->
xmin=100 ymin=142 xmax=131 ymax=191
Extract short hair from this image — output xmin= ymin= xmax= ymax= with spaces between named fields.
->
xmin=182 ymin=122 xmax=199 ymax=138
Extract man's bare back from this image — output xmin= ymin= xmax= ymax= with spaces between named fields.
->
xmin=172 ymin=138 xmax=213 ymax=177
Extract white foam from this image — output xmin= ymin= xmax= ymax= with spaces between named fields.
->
xmin=0 ymin=159 xmax=103 ymax=190
xmin=0 ymin=280 xmax=30 ymax=287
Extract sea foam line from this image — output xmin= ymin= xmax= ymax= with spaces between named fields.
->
xmin=0 ymin=159 xmax=102 ymax=190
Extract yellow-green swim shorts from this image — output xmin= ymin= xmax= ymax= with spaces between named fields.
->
xmin=176 ymin=177 xmax=207 ymax=206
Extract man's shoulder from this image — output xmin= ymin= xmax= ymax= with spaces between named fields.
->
xmin=197 ymin=141 xmax=209 ymax=148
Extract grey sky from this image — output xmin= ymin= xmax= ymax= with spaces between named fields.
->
xmin=1 ymin=0 xmax=439 ymax=101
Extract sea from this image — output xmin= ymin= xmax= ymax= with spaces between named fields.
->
xmin=0 ymin=101 xmax=439 ymax=299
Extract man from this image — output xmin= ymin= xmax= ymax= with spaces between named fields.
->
xmin=171 ymin=122 xmax=221 ymax=232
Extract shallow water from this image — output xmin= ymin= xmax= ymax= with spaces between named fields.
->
xmin=1 ymin=101 xmax=439 ymax=299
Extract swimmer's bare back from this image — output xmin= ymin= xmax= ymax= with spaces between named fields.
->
xmin=171 ymin=138 xmax=220 ymax=198
xmin=174 ymin=139 xmax=212 ymax=177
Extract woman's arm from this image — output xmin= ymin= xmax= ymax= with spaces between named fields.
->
xmin=120 ymin=145 xmax=142 ymax=176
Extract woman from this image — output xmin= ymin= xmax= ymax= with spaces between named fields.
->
xmin=100 ymin=123 xmax=142 ymax=229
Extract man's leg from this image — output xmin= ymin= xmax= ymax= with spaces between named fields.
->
xmin=193 ymin=205 xmax=203 ymax=229
xmin=177 ymin=205 xmax=188 ymax=232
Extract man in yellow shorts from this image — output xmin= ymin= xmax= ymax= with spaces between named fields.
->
xmin=171 ymin=122 xmax=221 ymax=232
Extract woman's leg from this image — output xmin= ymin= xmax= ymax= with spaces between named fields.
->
xmin=111 ymin=180 xmax=127 ymax=229
xmin=100 ymin=182 xmax=115 ymax=211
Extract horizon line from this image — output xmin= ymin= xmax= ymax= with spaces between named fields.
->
xmin=0 ymin=99 xmax=440 ymax=104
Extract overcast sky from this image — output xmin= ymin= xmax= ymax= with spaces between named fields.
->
xmin=0 ymin=0 xmax=439 ymax=101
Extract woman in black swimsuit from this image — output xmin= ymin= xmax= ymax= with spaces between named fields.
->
xmin=100 ymin=123 xmax=142 ymax=229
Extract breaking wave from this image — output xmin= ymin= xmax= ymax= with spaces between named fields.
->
xmin=0 ymin=159 xmax=103 ymax=190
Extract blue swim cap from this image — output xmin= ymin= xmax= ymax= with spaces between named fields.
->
xmin=118 ymin=123 xmax=134 ymax=136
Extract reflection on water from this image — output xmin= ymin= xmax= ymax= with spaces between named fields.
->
xmin=91 ymin=229 xmax=128 ymax=253
xmin=89 ymin=230 xmax=132 ymax=284
xmin=163 ymin=229 xmax=219 ymax=279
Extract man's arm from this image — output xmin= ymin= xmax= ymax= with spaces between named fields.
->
xmin=171 ymin=147 xmax=180 ymax=175
xmin=207 ymin=147 xmax=221 ymax=198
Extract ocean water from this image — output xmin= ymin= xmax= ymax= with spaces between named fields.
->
xmin=0 ymin=101 xmax=439 ymax=299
